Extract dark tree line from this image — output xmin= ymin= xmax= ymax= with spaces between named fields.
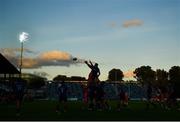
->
xmin=107 ymin=66 xmax=180 ymax=96
xmin=53 ymin=75 xmax=86 ymax=81
xmin=133 ymin=66 xmax=180 ymax=97
xmin=169 ymin=66 xmax=180 ymax=97
xmin=108 ymin=68 xmax=124 ymax=81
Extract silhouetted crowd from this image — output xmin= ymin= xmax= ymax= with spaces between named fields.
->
xmin=145 ymin=83 xmax=179 ymax=110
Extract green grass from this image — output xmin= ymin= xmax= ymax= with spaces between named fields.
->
xmin=0 ymin=100 xmax=180 ymax=120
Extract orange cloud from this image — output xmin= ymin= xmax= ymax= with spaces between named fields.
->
xmin=39 ymin=50 xmax=71 ymax=61
xmin=22 ymin=58 xmax=38 ymax=68
xmin=123 ymin=19 xmax=143 ymax=28
xmin=0 ymin=48 xmax=36 ymax=69
xmin=0 ymin=48 xmax=76 ymax=69
xmin=123 ymin=70 xmax=135 ymax=78
xmin=24 ymin=50 xmax=73 ymax=68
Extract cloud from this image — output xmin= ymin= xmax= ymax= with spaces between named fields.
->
xmin=123 ymin=70 xmax=135 ymax=78
xmin=21 ymin=57 xmax=39 ymax=68
xmin=0 ymin=48 xmax=37 ymax=68
xmin=33 ymin=71 xmax=50 ymax=78
xmin=39 ymin=51 xmax=71 ymax=61
xmin=35 ymin=51 xmax=74 ymax=68
xmin=0 ymin=48 xmax=36 ymax=56
xmin=122 ymin=19 xmax=143 ymax=28
xmin=0 ymin=48 xmax=79 ymax=69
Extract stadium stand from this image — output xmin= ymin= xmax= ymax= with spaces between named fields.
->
xmin=46 ymin=81 xmax=147 ymax=100
xmin=0 ymin=81 xmax=150 ymax=101
xmin=47 ymin=82 xmax=83 ymax=100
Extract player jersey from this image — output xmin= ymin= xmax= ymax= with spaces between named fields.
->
xmin=14 ymin=81 xmax=25 ymax=93
xmin=57 ymin=83 xmax=67 ymax=96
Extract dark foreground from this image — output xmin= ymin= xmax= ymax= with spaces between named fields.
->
xmin=0 ymin=100 xmax=180 ymax=121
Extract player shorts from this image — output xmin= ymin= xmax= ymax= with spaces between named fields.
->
xmin=58 ymin=95 xmax=67 ymax=102
xmin=15 ymin=92 xmax=24 ymax=101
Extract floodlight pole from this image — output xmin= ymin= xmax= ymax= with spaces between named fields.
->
xmin=20 ymin=42 xmax=23 ymax=77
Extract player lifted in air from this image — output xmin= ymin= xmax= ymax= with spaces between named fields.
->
xmin=85 ymin=60 xmax=100 ymax=110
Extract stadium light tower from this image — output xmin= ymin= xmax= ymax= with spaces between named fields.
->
xmin=19 ymin=32 xmax=29 ymax=76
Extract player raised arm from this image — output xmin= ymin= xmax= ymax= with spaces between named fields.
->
xmin=97 ymin=69 xmax=101 ymax=77
xmin=85 ymin=60 xmax=93 ymax=69
xmin=89 ymin=60 xmax=93 ymax=66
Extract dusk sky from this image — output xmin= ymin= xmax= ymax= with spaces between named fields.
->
xmin=0 ymin=0 xmax=179 ymax=80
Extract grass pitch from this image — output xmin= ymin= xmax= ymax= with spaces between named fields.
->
xmin=0 ymin=100 xmax=180 ymax=121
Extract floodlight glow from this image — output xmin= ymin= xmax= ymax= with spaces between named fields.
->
xmin=19 ymin=32 xmax=29 ymax=42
